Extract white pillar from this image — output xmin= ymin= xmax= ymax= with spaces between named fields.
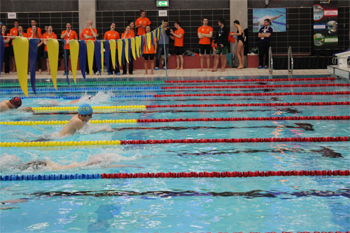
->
xmin=79 ymin=0 xmax=96 ymax=34
xmin=230 ymin=0 xmax=248 ymax=67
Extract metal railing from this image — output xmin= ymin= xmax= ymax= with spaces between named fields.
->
xmin=268 ymin=46 xmax=273 ymax=76
xmin=288 ymin=46 xmax=294 ymax=77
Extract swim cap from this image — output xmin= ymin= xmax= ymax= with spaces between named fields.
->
xmin=10 ymin=97 xmax=22 ymax=108
xmin=78 ymin=103 xmax=93 ymax=115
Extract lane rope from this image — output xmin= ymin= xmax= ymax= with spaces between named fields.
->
xmin=2 ymin=116 xmax=349 ymax=126
xmin=161 ymin=83 xmax=350 ymax=89
xmin=32 ymin=105 xmax=146 ymax=111
xmin=13 ymin=91 xmax=350 ymax=100
xmin=1 ymin=170 xmax=349 ymax=181
xmin=165 ymin=77 xmax=335 ymax=83
xmin=1 ymin=136 xmax=347 ymax=148
xmin=0 ymin=81 xmax=165 ymax=87
xmin=146 ymin=101 xmax=350 ymax=108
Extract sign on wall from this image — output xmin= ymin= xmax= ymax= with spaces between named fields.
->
xmin=159 ymin=10 xmax=167 ymax=17
xmin=7 ymin=12 xmax=17 ymax=19
xmin=313 ymin=0 xmax=338 ymax=48
xmin=252 ymin=8 xmax=286 ymax=33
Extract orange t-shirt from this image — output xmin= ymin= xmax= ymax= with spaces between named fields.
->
xmin=174 ymin=28 xmax=185 ymax=47
xmin=42 ymin=32 xmax=57 ymax=51
xmin=121 ymin=32 xmax=134 ymax=39
xmin=135 ymin=17 xmax=151 ymax=35
xmin=143 ymin=36 xmax=156 ymax=54
xmin=61 ymin=30 xmax=78 ymax=49
xmin=10 ymin=27 xmax=18 ymax=45
xmin=27 ymin=27 xmax=41 ymax=35
xmin=104 ymin=30 xmax=120 ymax=40
xmin=198 ymin=26 xmax=213 ymax=45
xmin=27 ymin=32 xmax=42 ymax=45
xmin=2 ymin=33 xmax=10 ymax=47
xmin=82 ymin=28 xmax=98 ymax=42
xmin=124 ymin=29 xmax=135 ymax=38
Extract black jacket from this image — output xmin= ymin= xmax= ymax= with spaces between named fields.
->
xmin=215 ymin=26 xmax=229 ymax=47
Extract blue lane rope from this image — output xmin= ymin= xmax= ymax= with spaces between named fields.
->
xmin=1 ymin=174 xmax=101 ymax=181
xmin=0 ymin=86 xmax=162 ymax=93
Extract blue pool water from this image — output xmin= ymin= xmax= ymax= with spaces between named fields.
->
xmin=0 ymin=75 xmax=349 ymax=232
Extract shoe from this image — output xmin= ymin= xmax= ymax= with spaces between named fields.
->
xmin=116 ymin=72 xmax=120 ymax=75
xmin=154 ymin=67 xmax=159 ymax=70
xmin=163 ymin=66 xmax=167 ymax=70
xmin=257 ymin=66 xmax=263 ymax=69
xmin=108 ymin=72 xmax=113 ymax=75
xmin=264 ymin=66 xmax=268 ymax=69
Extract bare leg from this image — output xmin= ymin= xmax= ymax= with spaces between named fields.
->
xmin=176 ymin=56 xmax=179 ymax=69
xmin=212 ymin=55 xmax=219 ymax=72
xmin=144 ymin=59 xmax=148 ymax=75
xmin=39 ymin=69 xmax=42 ymax=75
xmin=241 ymin=44 xmax=245 ymax=68
xmin=11 ymin=57 xmax=16 ymax=72
xmin=206 ymin=55 xmax=210 ymax=71
xmin=220 ymin=55 xmax=227 ymax=72
xmin=150 ymin=58 xmax=154 ymax=75
xmin=199 ymin=55 xmax=204 ymax=71
xmin=180 ymin=55 xmax=183 ymax=70
xmin=236 ymin=43 xmax=243 ymax=68
xmin=46 ymin=59 xmax=50 ymax=75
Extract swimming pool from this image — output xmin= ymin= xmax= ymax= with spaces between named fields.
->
xmin=0 ymin=75 xmax=349 ymax=232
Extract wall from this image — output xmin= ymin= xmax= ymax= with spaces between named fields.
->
xmin=0 ymin=0 xmax=78 ymax=12
xmin=96 ymin=9 xmax=230 ymax=54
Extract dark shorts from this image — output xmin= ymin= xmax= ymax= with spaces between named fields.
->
xmin=215 ymin=45 xmax=228 ymax=55
xmin=143 ymin=54 xmax=155 ymax=60
xmin=43 ymin=51 xmax=48 ymax=59
xmin=174 ymin=46 xmax=183 ymax=56
xmin=199 ymin=44 xmax=211 ymax=55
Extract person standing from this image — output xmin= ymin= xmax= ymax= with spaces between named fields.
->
xmin=27 ymin=25 xmax=43 ymax=75
xmin=61 ymin=22 xmax=78 ymax=75
xmin=257 ymin=18 xmax=273 ymax=69
xmin=155 ymin=20 xmax=170 ymax=70
xmin=230 ymin=20 xmax=245 ymax=69
xmin=121 ymin=25 xmax=134 ymax=75
xmin=212 ymin=19 xmax=228 ymax=72
xmin=9 ymin=20 xmax=19 ymax=72
xmin=1 ymin=25 xmax=11 ymax=75
xmin=82 ymin=20 xmax=99 ymax=75
xmin=42 ymin=26 xmax=57 ymax=75
xmin=143 ymin=25 xmax=157 ymax=75
xmin=170 ymin=21 xmax=185 ymax=70
xmin=104 ymin=23 xmax=120 ymax=75
xmin=128 ymin=20 xmax=136 ymax=37
xmin=27 ymin=20 xmax=41 ymax=35
xmin=135 ymin=10 xmax=151 ymax=36
xmin=197 ymin=17 xmax=213 ymax=71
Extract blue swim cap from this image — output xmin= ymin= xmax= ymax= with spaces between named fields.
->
xmin=78 ymin=103 xmax=93 ymax=115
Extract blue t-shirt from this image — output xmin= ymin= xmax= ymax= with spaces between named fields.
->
xmin=259 ymin=26 xmax=273 ymax=43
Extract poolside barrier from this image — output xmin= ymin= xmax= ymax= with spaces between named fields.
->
xmin=161 ymin=83 xmax=350 ymax=89
xmin=1 ymin=136 xmax=347 ymax=148
xmin=2 ymin=116 xmax=349 ymax=126
xmin=146 ymin=101 xmax=350 ymax=108
xmin=1 ymin=169 xmax=349 ymax=181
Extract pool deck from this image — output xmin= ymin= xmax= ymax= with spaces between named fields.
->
xmin=0 ymin=68 xmax=330 ymax=81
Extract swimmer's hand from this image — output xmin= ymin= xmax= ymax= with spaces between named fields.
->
xmin=22 ymin=107 xmax=34 ymax=113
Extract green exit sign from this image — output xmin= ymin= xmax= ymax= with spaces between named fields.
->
xmin=156 ymin=0 xmax=169 ymax=7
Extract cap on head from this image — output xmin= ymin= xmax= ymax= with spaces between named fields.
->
xmin=78 ymin=103 xmax=93 ymax=115
xmin=10 ymin=97 xmax=22 ymax=108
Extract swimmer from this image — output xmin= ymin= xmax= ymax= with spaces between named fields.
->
xmin=0 ymin=97 xmax=33 ymax=113
xmin=59 ymin=103 xmax=94 ymax=137
xmin=68 ymin=95 xmax=93 ymax=104
xmin=1 ymin=154 xmax=143 ymax=172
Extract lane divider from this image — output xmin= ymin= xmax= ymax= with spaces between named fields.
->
xmin=154 ymin=91 xmax=350 ymax=98
xmin=0 ymin=81 xmax=165 ymax=87
xmin=1 ymin=136 xmax=347 ymax=148
xmin=32 ymin=105 xmax=146 ymax=111
xmin=1 ymin=169 xmax=349 ymax=181
xmin=146 ymin=101 xmax=350 ymax=108
xmin=11 ymin=91 xmax=350 ymax=101
xmin=165 ymin=77 xmax=335 ymax=83
xmin=161 ymin=83 xmax=350 ymax=89
xmin=2 ymin=84 xmax=348 ymax=94
xmin=2 ymin=116 xmax=348 ymax=126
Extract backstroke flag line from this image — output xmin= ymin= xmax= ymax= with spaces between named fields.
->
xmin=46 ymin=39 xmax=59 ymax=89
xmin=78 ymin=40 xmax=87 ymax=79
xmin=29 ymin=38 xmax=40 ymax=94
xmin=69 ymin=39 xmax=79 ymax=84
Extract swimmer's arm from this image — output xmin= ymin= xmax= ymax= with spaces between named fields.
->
xmin=20 ymin=107 xmax=34 ymax=113
xmin=74 ymin=120 xmax=84 ymax=131
xmin=68 ymin=99 xmax=80 ymax=104
xmin=0 ymin=104 xmax=8 ymax=112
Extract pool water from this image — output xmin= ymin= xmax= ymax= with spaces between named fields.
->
xmin=0 ymin=75 xmax=349 ymax=232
